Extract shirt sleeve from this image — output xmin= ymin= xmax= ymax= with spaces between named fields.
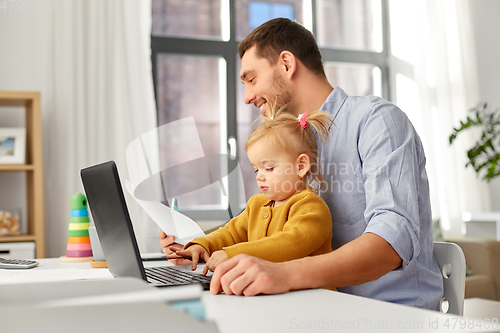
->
xmin=184 ymin=198 xmax=252 ymax=255
xmin=223 ymin=194 xmax=332 ymax=262
xmin=360 ymin=102 xmax=424 ymax=269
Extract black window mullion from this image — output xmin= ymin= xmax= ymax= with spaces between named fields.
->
xmin=311 ymin=0 xmax=318 ymax=36
xmin=226 ymin=0 xmax=240 ymax=217
xmin=151 ymin=37 xmax=238 ymax=56
xmin=381 ymin=0 xmax=391 ymax=100
xmin=320 ymin=49 xmax=386 ymax=68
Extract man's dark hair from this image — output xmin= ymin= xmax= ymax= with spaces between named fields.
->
xmin=238 ymin=18 xmax=326 ymax=78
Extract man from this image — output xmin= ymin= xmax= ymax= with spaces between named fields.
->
xmin=160 ymin=18 xmax=443 ymax=310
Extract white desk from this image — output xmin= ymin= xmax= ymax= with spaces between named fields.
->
xmin=1 ymin=258 xmax=499 ymax=333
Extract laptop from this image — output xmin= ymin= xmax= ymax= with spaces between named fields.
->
xmin=80 ymin=160 xmax=212 ymax=290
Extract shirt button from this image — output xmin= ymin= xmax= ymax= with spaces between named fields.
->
xmin=263 ymin=212 xmax=269 ymax=219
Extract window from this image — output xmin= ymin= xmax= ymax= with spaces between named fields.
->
xmin=151 ymin=0 xmax=390 ymax=220
xmin=248 ymin=2 xmax=295 ymax=31
xmin=155 ymin=54 xmax=226 ymax=208
xmin=316 ymin=0 xmax=383 ymax=52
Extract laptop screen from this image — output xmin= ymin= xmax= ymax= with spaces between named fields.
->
xmin=81 ymin=161 xmax=147 ymax=281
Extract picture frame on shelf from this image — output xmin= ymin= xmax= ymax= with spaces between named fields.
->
xmin=0 ymin=128 xmax=26 ymax=164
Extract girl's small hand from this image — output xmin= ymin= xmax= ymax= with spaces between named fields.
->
xmin=160 ymin=231 xmax=193 ymax=265
xmin=203 ymin=250 xmax=229 ymax=275
xmin=174 ymin=244 xmax=210 ymax=271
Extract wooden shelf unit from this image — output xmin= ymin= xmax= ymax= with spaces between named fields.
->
xmin=0 ymin=91 xmax=45 ymax=258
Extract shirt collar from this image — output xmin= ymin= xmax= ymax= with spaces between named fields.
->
xmin=320 ymin=86 xmax=348 ymax=120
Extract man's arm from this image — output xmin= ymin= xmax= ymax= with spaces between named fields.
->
xmin=210 ymin=232 xmax=402 ymax=296
xmin=288 ymin=232 xmax=402 ymax=289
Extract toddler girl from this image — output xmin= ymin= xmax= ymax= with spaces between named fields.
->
xmin=171 ymin=105 xmax=334 ymax=275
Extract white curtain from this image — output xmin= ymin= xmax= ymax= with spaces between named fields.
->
xmin=389 ymin=0 xmax=489 ymax=235
xmin=43 ymin=0 xmax=157 ymax=257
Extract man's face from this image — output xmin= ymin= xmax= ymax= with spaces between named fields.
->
xmin=240 ymin=46 xmax=292 ymax=117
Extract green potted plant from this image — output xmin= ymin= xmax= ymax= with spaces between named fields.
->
xmin=449 ymin=102 xmax=500 ymax=181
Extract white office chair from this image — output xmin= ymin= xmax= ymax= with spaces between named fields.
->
xmin=433 ymin=241 xmax=466 ymax=316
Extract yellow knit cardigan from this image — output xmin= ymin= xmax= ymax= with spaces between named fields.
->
xmin=185 ymin=189 xmax=333 ymax=262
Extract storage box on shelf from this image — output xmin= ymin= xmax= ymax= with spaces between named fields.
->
xmin=0 ymin=91 xmax=45 ymax=258
xmin=0 ymin=242 xmax=36 ymax=259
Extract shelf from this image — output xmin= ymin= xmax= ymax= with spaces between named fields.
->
xmin=0 ymin=91 xmax=40 ymax=106
xmin=0 ymin=90 xmax=45 ymax=258
xmin=0 ymin=164 xmax=35 ymax=171
xmin=0 ymin=235 xmax=36 ymax=242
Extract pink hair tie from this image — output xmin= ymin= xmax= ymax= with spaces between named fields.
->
xmin=297 ymin=110 xmax=309 ymax=128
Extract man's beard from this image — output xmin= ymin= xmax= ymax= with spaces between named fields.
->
xmin=267 ymin=69 xmax=292 ymax=110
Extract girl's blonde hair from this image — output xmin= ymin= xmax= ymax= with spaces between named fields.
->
xmin=244 ymin=104 xmax=333 ymax=192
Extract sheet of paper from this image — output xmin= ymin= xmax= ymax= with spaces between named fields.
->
xmin=0 ymin=268 xmax=114 ymax=284
xmin=125 ymin=179 xmax=205 ymax=245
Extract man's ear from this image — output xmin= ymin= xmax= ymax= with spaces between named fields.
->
xmin=279 ymin=51 xmax=297 ymax=79
xmin=297 ymin=154 xmax=311 ymax=178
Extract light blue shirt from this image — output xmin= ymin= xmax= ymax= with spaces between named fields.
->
xmin=318 ymin=87 xmax=443 ymax=310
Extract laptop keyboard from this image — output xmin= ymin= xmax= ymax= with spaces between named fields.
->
xmin=145 ymin=266 xmax=212 ymax=286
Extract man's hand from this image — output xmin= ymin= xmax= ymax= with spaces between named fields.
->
xmin=159 ymin=231 xmax=191 ymax=265
xmin=210 ymin=254 xmax=292 ymax=296
xmin=209 ymin=233 xmax=403 ymax=297
xmin=174 ymin=244 xmax=210 ymax=271
xmin=203 ymin=250 xmax=229 ymax=275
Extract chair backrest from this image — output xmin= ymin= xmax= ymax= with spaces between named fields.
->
xmin=433 ymin=241 xmax=466 ymax=315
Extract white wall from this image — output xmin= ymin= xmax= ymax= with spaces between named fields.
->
xmin=0 ymin=10 xmax=52 ymax=251
xmin=0 ymin=5 xmax=162 ymax=258
xmin=468 ymin=0 xmax=500 ymax=211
